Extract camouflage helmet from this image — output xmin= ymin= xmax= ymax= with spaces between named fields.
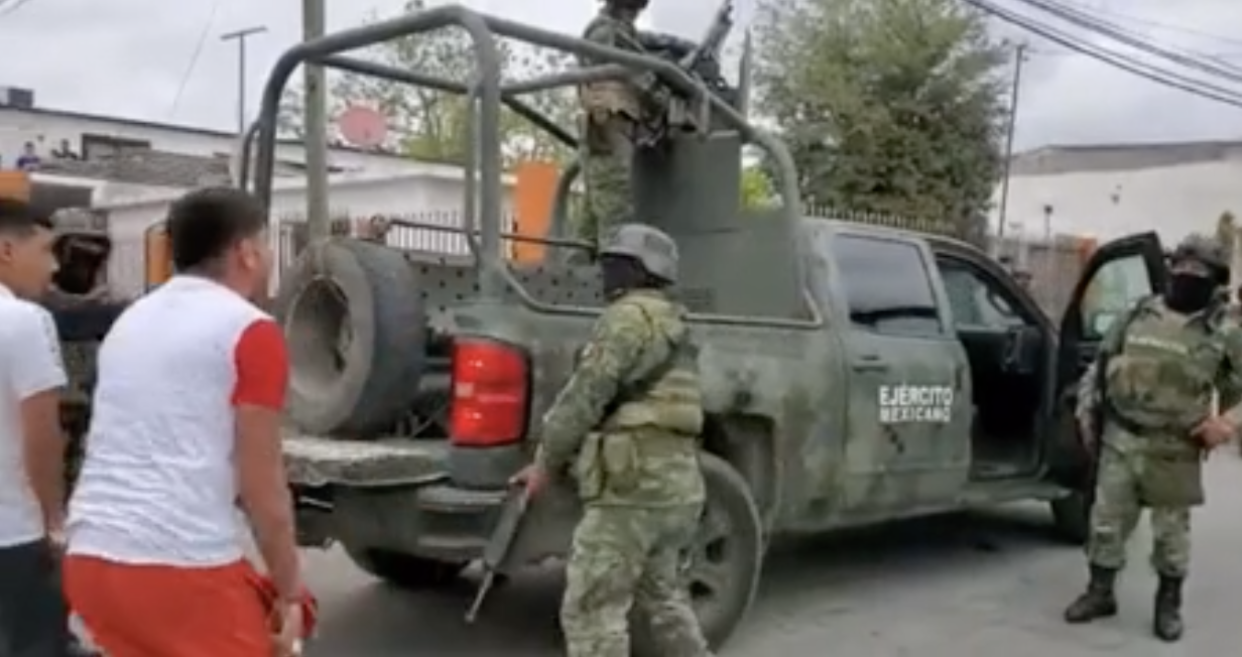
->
xmin=599 ymin=223 xmax=678 ymax=284
xmin=1171 ymin=233 xmax=1229 ymax=284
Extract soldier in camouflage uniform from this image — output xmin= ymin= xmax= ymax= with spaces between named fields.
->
xmin=42 ymin=208 xmax=119 ymax=493
xmin=511 ymin=224 xmax=712 ymax=656
xmin=1064 ymin=234 xmax=1242 ymax=642
xmin=575 ymin=0 xmax=651 ymax=247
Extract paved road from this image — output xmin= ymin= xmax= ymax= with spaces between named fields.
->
xmin=300 ymin=457 xmax=1242 ymax=656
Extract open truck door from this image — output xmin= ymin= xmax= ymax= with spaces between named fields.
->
xmin=1047 ymin=231 xmax=1168 ymax=488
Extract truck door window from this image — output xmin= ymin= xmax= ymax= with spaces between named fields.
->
xmin=832 ymin=235 xmax=943 ymax=336
xmin=939 ymin=265 xmax=1025 ymax=329
xmin=1082 ymin=253 xmax=1152 ymax=339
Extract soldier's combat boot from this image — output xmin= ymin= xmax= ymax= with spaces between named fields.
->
xmin=1063 ymin=564 xmax=1118 ymax=623
xmin=1152 ymin=575 xmax=1184 ymax=642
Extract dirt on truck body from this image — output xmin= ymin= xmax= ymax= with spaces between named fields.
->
xmin=248 ymin=5 xmax=1171 ymax=651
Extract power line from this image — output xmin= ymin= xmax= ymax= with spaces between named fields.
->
xmin=965 ymin=0 xmax=1242 ymax=108
xmin=167 ymin=0 xmax=223 ymax=118
xmin=1009 ymin=0 xmax=1242 ymax=81
xmin=1049 ymin=0 xmax=1242 ymax=48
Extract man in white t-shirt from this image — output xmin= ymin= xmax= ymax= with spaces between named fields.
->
xmin=63 ymin=187 xmax=308 ymax=657
xmin=0 ymin=198 xmax=82 ymax=657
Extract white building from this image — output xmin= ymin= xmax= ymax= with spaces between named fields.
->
xmin=992 ymin=140 xmax=1242 ymax=246
xmin=101 ymin=169 xmax=516 ymax=298
xmin=0 ymin=85 xmax=442 ymax=209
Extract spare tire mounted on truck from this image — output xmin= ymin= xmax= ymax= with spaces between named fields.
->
xmin=278 ymin=238 xmax=428 ymax=436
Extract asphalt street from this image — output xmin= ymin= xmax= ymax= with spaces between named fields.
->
xmin=291 ymin=455 xmax=1242 ymax=656
xmin=71 ymin=455 xmax=1231 ymax=656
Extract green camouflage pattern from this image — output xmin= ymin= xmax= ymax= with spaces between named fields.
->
xmin=536 ymin=288 xmax=705 ymax=507
xmin=535 ymin=288 xmax=708 ymax=656
xmin=1097 ymin=296 xmax=1223 ymax=435
xmin=1087 ymin=427 xmax=1194 ymax=576
xmin=575 ymin=13 xmax=643 ymax=245
xmin=1076 ymin=294 xmax=1242 ymax=576
xmin=561 ymin=503 xmax=710 ymax=657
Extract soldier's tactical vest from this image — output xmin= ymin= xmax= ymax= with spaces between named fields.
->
xmin=578 ymin=15 xmax=641 ymax=119
xmin=575 ymin=290 xmax=705 ymax=505
xmin=1105 ymin=299 xmax=1223 ymax=435
xmin=600 ymin=291 xmax=703 ymax=436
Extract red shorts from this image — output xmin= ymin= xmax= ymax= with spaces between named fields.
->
xmin=63 ymin=556 xmax=271 ymax=657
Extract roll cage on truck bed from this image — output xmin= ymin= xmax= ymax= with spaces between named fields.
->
xmin=240 ymin=4 xmax=1171 ymax=651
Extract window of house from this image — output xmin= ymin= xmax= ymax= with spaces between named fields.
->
xmin=80 ymin=134 xmax=152 ymax=160
xmin=831 ymin=235 xmax=944 ymax=336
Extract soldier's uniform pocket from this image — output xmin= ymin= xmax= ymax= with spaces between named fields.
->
xmin=1140 ymin=454 xmax=1205 ymax=507
xmin=599 ymin=433 xmax=640 ymax=495
xmin=574 ymin=433 xmax=604 ymax=501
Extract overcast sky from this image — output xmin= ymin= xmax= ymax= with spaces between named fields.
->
xmin=1 ymin=0 xmax=1240 ymax=152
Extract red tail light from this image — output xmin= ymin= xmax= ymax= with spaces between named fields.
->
xmin=450 ymin=339 xmax=529 ymax=447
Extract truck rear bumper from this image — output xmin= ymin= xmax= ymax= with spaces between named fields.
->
xmin=283 ymin=434 xmax=511 ymax=561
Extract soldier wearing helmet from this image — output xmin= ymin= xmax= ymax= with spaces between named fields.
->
xmin=511 ymin=224 xmax=712 ymax=656
xmin=1064 ymin=233 xmax=1242 ymax=642
xmin=574 ymin=0 xmax=656 ymax=248
xmin=46 ymin=208 xmax=112 ymax=305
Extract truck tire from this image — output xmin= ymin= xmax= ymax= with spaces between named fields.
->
xmin=1050 ymin=491 xmax=1091 ymax=545
xmin=633 ymin=453 xmax=763 ymax=654
xmin=343 ymin=544 xmax=468 ymax=589
xmin=277 ymin=238 xmax=427 ymax=437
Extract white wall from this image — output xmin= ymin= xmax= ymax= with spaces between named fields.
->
xmin=0 ymin=107 xmax=422 ymax=175
xmin=992 ymin=158 xmax=1242 ymax=245
xmin=101 ymin=170 xmax=516 ymax=298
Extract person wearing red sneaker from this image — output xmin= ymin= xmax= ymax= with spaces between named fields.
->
xmin=62 ymin=187 xmax=308 ymax=657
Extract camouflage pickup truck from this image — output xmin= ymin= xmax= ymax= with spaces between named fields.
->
xmin=249 ymin=6 xmax=1170 ymax=651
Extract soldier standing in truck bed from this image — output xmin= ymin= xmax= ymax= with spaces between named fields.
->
xmin=1064 ymin=235 xmax=1242 ymax=642
xmin=575 ymin=0 xmax=655 ymax=248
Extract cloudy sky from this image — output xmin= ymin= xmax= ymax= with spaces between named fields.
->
xmin=1 ymin=0 xmax=1240 ymax=152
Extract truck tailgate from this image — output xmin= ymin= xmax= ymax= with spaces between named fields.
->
xmin=282 ymin=433 xmax=449 ymax=487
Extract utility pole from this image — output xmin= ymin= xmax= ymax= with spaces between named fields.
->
xmin=220 ymin=26 xmax=267 ymax=136
xmin=303 ymin=0 xmax=330 ymax=240
xmin=995 ymin=43 xmax=1027 ymax=242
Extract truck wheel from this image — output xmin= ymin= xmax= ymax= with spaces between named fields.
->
xmin=343 ymin=545 xmax=467 ymax=589
xmin=633 ymin=453 xmax=763 ymax=654
xmin=1050 ymin=491 xmax=1091 ymax=545
xmin=277 ymin=238 xmax=427 ymax=437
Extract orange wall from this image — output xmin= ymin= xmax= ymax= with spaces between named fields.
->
xmin=511 ymin=161 xmax=558 ymax=263
xmin=0 ymin=171 xmax=30 ymax=201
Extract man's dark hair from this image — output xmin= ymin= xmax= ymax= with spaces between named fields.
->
xmin=0 ymin=198 xmax=53 ymax=237
xmin=166 ymin=187 xmax=267 ymax=272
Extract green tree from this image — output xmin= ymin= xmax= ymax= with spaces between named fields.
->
xmin=753 ymin=0 xmax=1009 ymax=231
xmin=740 ymin=164 xmax=775 ymax=209
xmin=278 ymin=0 xmax=576 ymax=168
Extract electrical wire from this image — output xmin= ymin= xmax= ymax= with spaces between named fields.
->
xmin=1049 ymin=0 xmax=1242 ymax=49
xmin=964 ymin=0 xmax=1242 ymax=108
xmin=167 ymin=0 xmax=223 ymax=118
xmin=1009 ymin=0 xmax=1242 ymax=80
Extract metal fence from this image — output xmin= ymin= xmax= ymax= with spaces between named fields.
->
xmin=274 ymin=207 xmax=1095 ymax=319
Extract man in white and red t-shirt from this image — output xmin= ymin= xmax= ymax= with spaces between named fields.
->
xmin=63 ymin=188 xmax=306 ymax=657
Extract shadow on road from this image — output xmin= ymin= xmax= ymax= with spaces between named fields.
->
xmin=305 ymin=504 xmax=1071 ymax=656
